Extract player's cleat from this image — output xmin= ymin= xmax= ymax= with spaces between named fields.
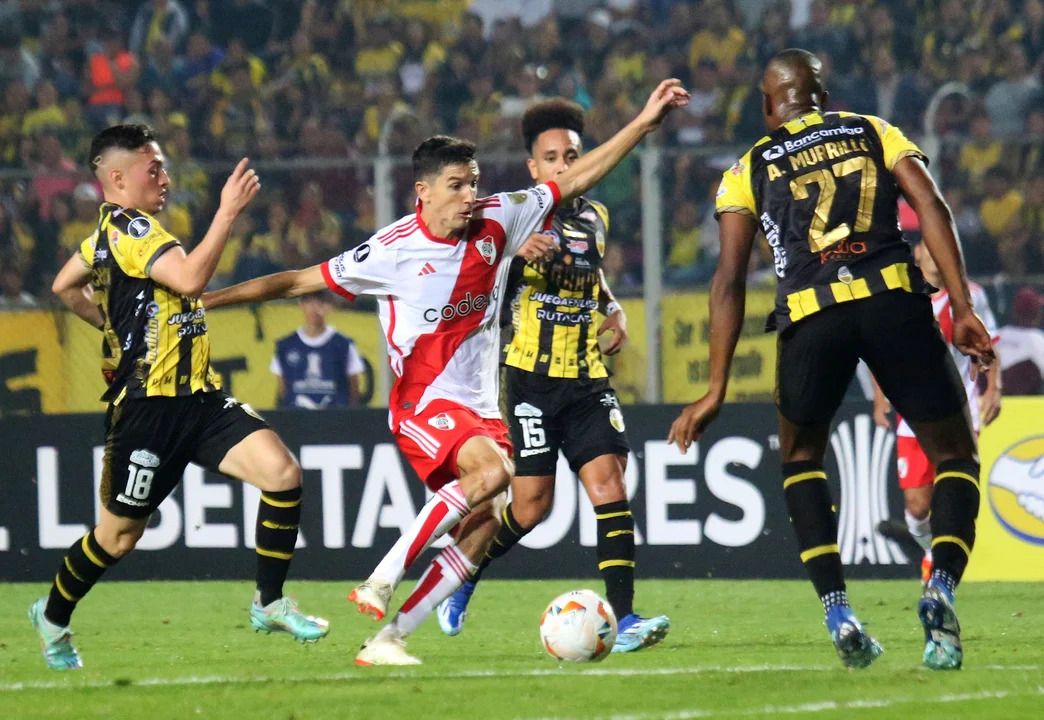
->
xmin=250 ymin=597 xmax=330 ymax=643
xmin=28 ymin=598 xmax=82 ymax=670
xmin=876 ymin=518 xmax=915 ymax=545
xmin=825 ymin=605 xmax=883 ymax=669
xmin=918 ymin=585 xmax=962 ymax=670
xmin=611 ymin=613 xmax=671 ymax=653
xmin=920 ymin=553 xmax=933 ymax=587
xmin=349 ymin=579 xmax=394 ymax=621
xmin=437 ymin=580 xmax=475 ymax=636
xmin=355 ymin=635 xmax=422 ymax=666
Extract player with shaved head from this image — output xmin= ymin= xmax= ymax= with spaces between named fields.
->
xmin=34 ymin=125 xmax=329 ymax=671
xmin=668 ymin=49 xmax=993 ymax=670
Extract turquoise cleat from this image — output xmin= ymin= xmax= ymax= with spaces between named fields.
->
xmin=918 ymin=585 xmax=962 ymax=670
xmin=28 ymin=598 xmax=82 ymax=671
xmin=826 ymin=605 xmax=883 ymax=669
xmin=611 ymin=613 xmax=670 ymax=653
xmin=437 ymin=581 xmax=475 ymax=636
xmin=250 ymin=597 xmax=330 ymax=643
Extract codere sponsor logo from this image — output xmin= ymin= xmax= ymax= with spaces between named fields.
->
xmin=987 ymin=436 xmax=1044 ymax=545
xmin=423 ymin=289 xmax=497 ymax=323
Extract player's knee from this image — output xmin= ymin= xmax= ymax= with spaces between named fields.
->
xmin=97 ymin=525 xmax=145 ymax=558
xmin=474 ymin=454 xmax=512 ymax=499
xmin=258 ymin=453 xmax=301 ymax=492
xmin=906 ymin=495 xmax=931 ymax=521
xmin=513 ymin=491 xmax=552 ymax=529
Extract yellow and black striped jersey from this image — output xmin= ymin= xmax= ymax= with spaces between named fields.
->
xmin=501 ymin=197 xmax=610 ymax=379
xmin=80 ymin=202 xmax=220 ymax=403
xmin=716 ymin=111 xmax=930 ymax=332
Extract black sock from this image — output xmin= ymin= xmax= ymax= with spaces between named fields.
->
xmin=595 ymin=500 xmax=635 ymax=618
xmin=45 ymin=530 xmax=117 ymax=627
xmin=929 ymin=458 xmax=980 ymax=588
xmin=782 ymin=461 xmax=845 ymax=604
xmin=472 ymin=503 xmax=530 ymax=583
xmin=255 ymin=487 xmax=301 ymax=606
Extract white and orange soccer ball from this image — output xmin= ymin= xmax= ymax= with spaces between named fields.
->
xmin=539 ymin=589 xmax=617 ymax=662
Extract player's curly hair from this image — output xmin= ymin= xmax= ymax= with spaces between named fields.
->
xmin=412 ymin=135 xmax=477 ymax=181
xmin=522 ymin=99 xmax=585 ymax=153
xmin=89 ymin=124 xmax=157 ymax=173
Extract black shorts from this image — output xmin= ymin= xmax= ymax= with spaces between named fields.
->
xmin=776 ymin=290 xmax=966 ymax=426
xmin=503 ymin=366 xmax=630 ymax=476
xmin=101 ymin=391 xmax=269 ymax=518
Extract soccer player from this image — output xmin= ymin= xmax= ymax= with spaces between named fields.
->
xmin=34 ymin=125 xmax=329 ymax=671
xmin=873 ymin=241 xmax=1001 ymax=583
xmin=202 ymin=79 xmax=689 ymax=665
xmin=667 ymin=50 xmax=994 ymax=670
xmin=271 ymin=291 xmax=367 ymax=408
xmin=436 ymin=99 xmax=670 ymax=652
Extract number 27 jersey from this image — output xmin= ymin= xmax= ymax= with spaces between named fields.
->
xmin=716 ymin=111 xmax=930 ymax=332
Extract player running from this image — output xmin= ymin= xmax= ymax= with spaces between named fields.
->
xmin=34 ymin=125 xmax=329 ymax=671
xmin=203 ymin=79 xmax=689 ymax=665
xmin=667 ymin=50 xmax=993 ymax=670
xmin=436 ymin=99 xmax=669 ymax=652
xmin=873 ymin=241 xmax=1001 ymax=583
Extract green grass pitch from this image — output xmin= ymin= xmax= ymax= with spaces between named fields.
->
xmin=1 ymin=580 xmax=1041 ymax=719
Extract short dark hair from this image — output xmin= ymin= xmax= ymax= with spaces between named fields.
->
xmin=412 ymin=135 xmax=476 ymax=181
xmin=88 ymin=124 xmax=157 ymax=172
xmin=522 ymin=98 xmax=585 ymax=152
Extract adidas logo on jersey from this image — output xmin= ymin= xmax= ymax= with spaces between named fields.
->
xmin=418 ymin=262 xmax=436 ymax=276
xmin=514 ymin=402 xmax=543 ymax=418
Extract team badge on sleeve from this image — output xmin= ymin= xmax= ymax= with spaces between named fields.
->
xmin=128 ymin=216 xmax=152 ymax=239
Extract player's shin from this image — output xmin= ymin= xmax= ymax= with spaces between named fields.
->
xmin=370 ymin=480 xmax=471 ymax=587
xmin=46 ymin=530 xmax=119 ymax=627
xmin=379 ymin=543 xmax=477 ymax=640
xmin=928 ymin=459 xmax=981 ymax=597
xmin=255 ymin=487 xmax=301 ymax=606
xmin=782 ymin=462 xmax=846 ymax=610
xmin=595 ymin=500 xmax=635 ymax=618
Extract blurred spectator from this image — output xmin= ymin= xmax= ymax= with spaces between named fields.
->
xmin=398 ymin=19 xmax=445 ymax=98
xmin=793 ymin=0 xmax=853 ymax=74
xmin=129 ymin=0 xmax=190 ymax=57
xmin=0 ymin=26 xmax=41 ymax=91
xmin=208 ymin=59 xmax=271 ymax=158
xmin=1019 ymin=0 xmax=1044 ymax=63
xmin=0 ymin=81 xmax=30 ymax=166
xmin=0 ymin=201 xmax=33 ymax=270
xmin=921 ymin=0 xmax=976 ymax=84
xmin=601 ymin=243 xmax=640 ymax=296
xmin=208 ymin=0 xmax=274 ymax=53
xmin=37 ymin=14 xmax=82 ymax=99
xmin=959 ymin=111 xmax=1004 ymax=193
xmin=0 ymin=263 xmax=36 ymax=308
xmin=353 ymin=18 xmax=403 ymax=90
xmin=980 ymin=168 xmax=1025 ymax=241
xmin=675 ymin=58 xmax=724 ymax=145
xmin=175 ymin=31 xmax=223 ymax=104
xmin=84 ymin=23 xmax=139 ymax=128
xmin=864 ymin=46 xmax=924 ymax=130
xmin=984 ymin=45 xmax=1041 ymax=137
xmin=665 ymin=198 xmax=715 ymax=285
xmin=58 ymin=183 xmax=100 ymax=257
xmin=271 ymin=292 xmax=366 ymax=408
xmin=23 ymin=81 xmax=68 ymax=137
xmin=997 ymin=288 xmax=1044 ymax=395
xmin=288 ymin=181 xmax=342 ymax=265
xmin=687 ymin=0 xmax=746 ymax=77
xmin=165 ymin=115 xmax=209 ymax=225
xmin=32 ymin=132 xmax=79 ymax=221
xmin=250 ymin=198 xmax=293 ymax=267
xmin=139 ymin=38 xmax=182 ymax=97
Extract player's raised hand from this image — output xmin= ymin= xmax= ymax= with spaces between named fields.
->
xmin=667 ymin=394 xmax=722 ymax=454
xmin=518 ymin=232 xmax=557 ymax=262
xmin=219 ymin=158 xmax=262 ymax=217
xmin=598 ymin=306 xmax=627 ymax=355
xmin=637 ymin=79 xmax=690 ymax=131
xmin=951 ymin=311 xmax=996 ymax=373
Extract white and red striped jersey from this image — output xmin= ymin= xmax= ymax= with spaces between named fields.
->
xmin=897 ymin=283 xmax=999 ymax=437
xmin=322 ymin=181 xmax=561 ymax=428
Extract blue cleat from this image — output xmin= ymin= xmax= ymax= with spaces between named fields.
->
xmin=28 ymin=598 xmax=82 ymax=671
xmin=437 ymin=581 xmax=476 ymax=636
xmin=611 ymin=613 xmax=670 ymax=653
xmin=250 ymin=596 xmax=330 ymax=643
xmin=826 ymin=605 xmax=883 ymax=669
xmin=918 ymin=584 xmax=962 ymax=670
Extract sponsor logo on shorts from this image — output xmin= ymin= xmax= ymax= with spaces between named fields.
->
xmin=599 ymin=393 xmax=620 ymax=409
xmin=837 ymin=265 xmax=854 ymax=284
xmin=428 ymin=412 xmax=456 ymax=431
xmin=129 ymin=449 xmax=160 ymax=468
xmin=514 ymin=402 xmax=543 ymax=418
xmin=987 ymin=436 xmax=1044 ymax=545
xmin=519 ymin=446 xmax=551 ymax=457
xmin=609 ymin=408 xmax=626 ymax=433
xmin=897 ymin=456 xmax=909 ymax=479
xmin=115 ymin=494 xmax=150 ymax=507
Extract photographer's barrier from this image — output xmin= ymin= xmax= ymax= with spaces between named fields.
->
xmin=5 ymin=401 xmax=1038 ymax=582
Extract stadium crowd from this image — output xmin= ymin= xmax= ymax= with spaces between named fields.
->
xmin=0 ymin=0 xmax=1041 ymax=330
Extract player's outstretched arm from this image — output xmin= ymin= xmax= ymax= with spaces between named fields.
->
xmin=667 ymin=212 xmax=756 ymax=453
xmin=202 ymin=265 xmax=326 ymax=309
xmin=894 ymin=156 xmax=995 ymax=366
xmin=150 ymin=158 xmax=261 ymax=297
xmin=52 ymin=253 xmax=104 ymax=329
xmin=554 ymin=79 xmax=689 ymax=202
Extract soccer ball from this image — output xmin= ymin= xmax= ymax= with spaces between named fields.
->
xmin=539 ymin=589 xmax=617 ymax=662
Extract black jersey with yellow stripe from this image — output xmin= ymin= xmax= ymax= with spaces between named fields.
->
xmin=80 ymin=203 xmax=220 ymax=403
xmin=716 ymin=111 xmax=930 ymax=332
xmin=501 ymin=197 xmax=610 ymax=379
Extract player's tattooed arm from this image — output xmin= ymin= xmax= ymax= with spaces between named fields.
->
xmin=668 ymin=212 xmax=756 ymax=453
xmin=52 ymin=252 xmax=104 ymax=329
xmin=202 ymin=264 xmax=326 ymax=309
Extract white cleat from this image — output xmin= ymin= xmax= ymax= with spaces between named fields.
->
xmin=355 ymin=635 xmax=422 ymax=666
xmin=348 ymin=579 xmax=393 ymax=621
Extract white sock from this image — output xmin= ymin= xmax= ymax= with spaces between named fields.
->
xmin=377 ymin=543 xmax=477 ymax=640
xmin=370 ymin=480 xmax=470 ymax=589
xmin=905 ymin=509 xmax=932 ymax=553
